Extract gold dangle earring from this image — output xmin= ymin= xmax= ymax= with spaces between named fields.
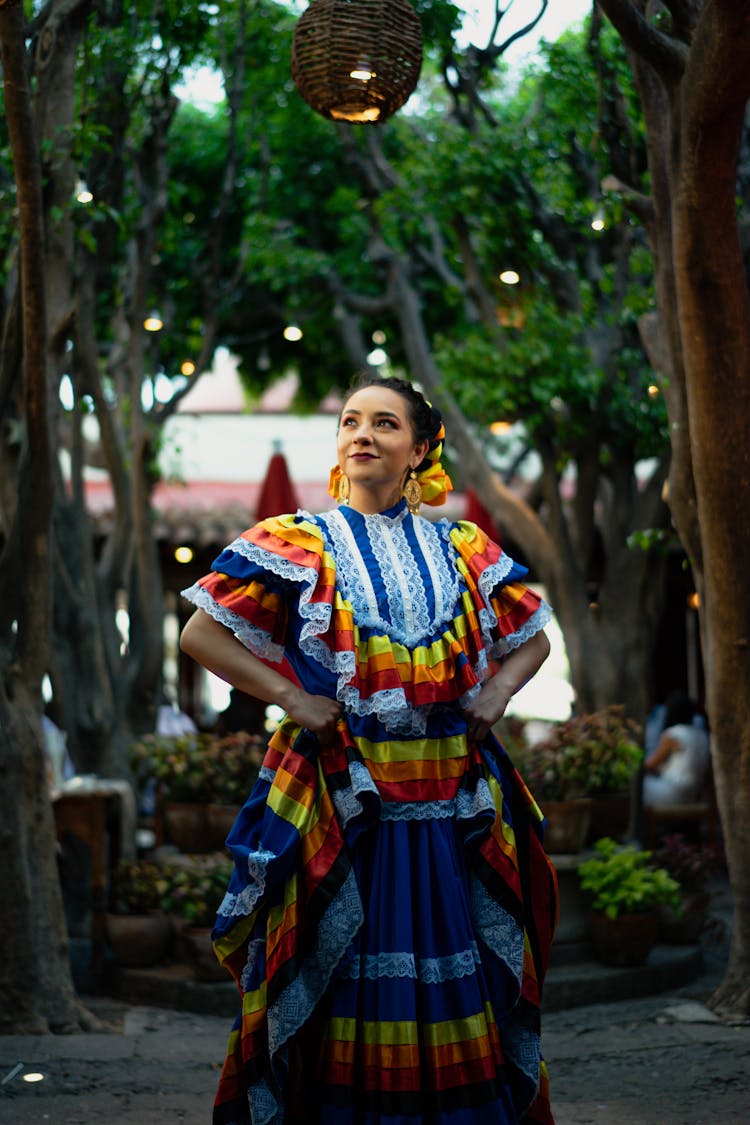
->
xmin=339 ymin=473 xmax=351 ymax=504
xmin=403 ymin=470 xmax=423 ymax=515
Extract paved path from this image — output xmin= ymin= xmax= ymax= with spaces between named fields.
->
xmin=2 ymin=987 xmax=748 ymax=1123
xmin=1 ymin=881 xmax=747 ymax=1123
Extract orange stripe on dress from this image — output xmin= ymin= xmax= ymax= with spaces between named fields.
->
xmin=365 ymin=756 xmax=465 ymax=784
xmin=245 ymin=523 xmax=322 ymax=565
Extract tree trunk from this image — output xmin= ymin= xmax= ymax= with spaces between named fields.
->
xmin=599 ymin=0 xmax=750 ymax=1015
xmin=0 ymin=0 xmax=86 ymax=1032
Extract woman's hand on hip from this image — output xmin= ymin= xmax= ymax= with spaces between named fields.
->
xmin=286 ymin=687 xmax=342 ymax=743
xmin=462 ymin=679 xmax=511 ymax=743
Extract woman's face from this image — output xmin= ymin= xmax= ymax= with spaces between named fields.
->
xmin=337 ymin=386 xmax=429 ymax=512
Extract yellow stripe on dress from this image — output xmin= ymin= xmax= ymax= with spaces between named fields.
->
xmin=354 ymin=734 xmax=467 ymax=764
xmin=327 ymin=1005 xmax=497 ymax=1051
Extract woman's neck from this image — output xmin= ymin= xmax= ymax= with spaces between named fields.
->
xmin=347 ymin=483 xmax=403 ymax=514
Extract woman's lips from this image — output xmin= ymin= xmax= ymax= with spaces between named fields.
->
xmin=350 ymin=453 xmax=377 ymax=461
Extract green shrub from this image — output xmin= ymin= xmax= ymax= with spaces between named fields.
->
xmin=578 ymin=836 xmax=682 ymax=919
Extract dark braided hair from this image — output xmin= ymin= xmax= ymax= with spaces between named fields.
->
xmin=342 ymin=374 xmax=444 ymax=472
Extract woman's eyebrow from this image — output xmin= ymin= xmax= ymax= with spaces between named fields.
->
xmin=341 ymin=409 xmax=401 ymax=420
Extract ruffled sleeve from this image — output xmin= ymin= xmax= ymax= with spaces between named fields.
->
xmin=448 ymin=520 xmax=552 ymax=658
xmin=181 ymin=513 xmax=334 ymax=664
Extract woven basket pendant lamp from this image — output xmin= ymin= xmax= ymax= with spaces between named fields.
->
xmin=291 ymin=0 xmax=423 ymax=124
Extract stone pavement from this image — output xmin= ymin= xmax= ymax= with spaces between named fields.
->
xmin=1 ymin=881 xmax=747 ymax=1124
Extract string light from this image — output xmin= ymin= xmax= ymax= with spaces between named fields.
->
xmin=499 ymin=270 xmax=520 ymax=285
xmin=75 ymin=177 xmax=93 ymax=204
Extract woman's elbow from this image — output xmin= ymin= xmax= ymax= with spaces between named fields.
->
xmin=534 ymin=629 xmax=551 ymax=665
xmin=180 ymin=609 xmax=209 ymax=658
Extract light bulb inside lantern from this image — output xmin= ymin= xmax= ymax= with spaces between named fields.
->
xmin=330 ymin=104 xmax=381 ymax=122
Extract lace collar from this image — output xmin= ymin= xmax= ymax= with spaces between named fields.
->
xmin=336 ymin=497 xmax=410 ymax=528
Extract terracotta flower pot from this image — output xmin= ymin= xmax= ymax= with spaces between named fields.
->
xmin=657 ymin=890 xmax=711 ymax=944
xmin=181 ymin=925 xmax=229 ymax=982
xmin=542 ymin=798 xmax=592 ymax=854
xmin=163 ymin=801 xmax=211 ymax=853
xmin=105 ymin=911 xmax=171 ymax=968
xmin=206 ymin=803 xmax=242 ymax=851
xmin=589 ymin=910 xmax=659 ymax=967
xmin=586 ymin=791 xmax=631 ymax=844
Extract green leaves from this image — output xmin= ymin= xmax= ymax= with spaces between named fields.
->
xmin=579 ymin=837 xmax=683 ymax=920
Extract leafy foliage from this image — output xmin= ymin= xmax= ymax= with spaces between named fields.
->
xmin=579 ymin=837 xmax=682 ymax=919
xmin=110 ymin=859 xmax=172 ymax=914
xmin=129 ymin=730 xmax=263 ymax=804
xmin=161 ymin=855 xmax=234 ymax=927
xmin=522 ymin=706 xmax=643 ymax=801
xmin=654 ymin=834 xmax=723 ymax=894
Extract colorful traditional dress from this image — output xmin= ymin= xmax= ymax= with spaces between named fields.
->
xmin=182 ymin=499 xmax=559 ymax=1125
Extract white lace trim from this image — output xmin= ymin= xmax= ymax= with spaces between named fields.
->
xmin=503 ymin=1020 xmax=543 ymax=1086
xmin=413 ymin=516 xmax=461 ymax=628
xmin=470 ymin=874 xmax=524 ymax=988
xmin=239 ymin=937 xmax=266 ymax=993
xmin=181 ymin=583 xmax=286 ymax=663
xmin=490 ymin=601 xmax=553 ymax=658
xmin=317 ymin=510 xmax=383 ymax=628
xmin=266 ymin=866 xmax=364 ymax=1053
xmin=380 ymin=799 xmax=456 ymax=821
xmin=331 ymin=761 xmax=381 ymax=827
xmin=319 ymin=510 xmax=462 ymax=648
xmin=335 ymin=942 xmax=481 ymax=984
xmin=248 ymin=1075 xmax=282 ymax=1125
xmin=367 ymin=515 xmax=427 ymax=644
xmin=456 ymin=777 xmax=496 ymax=821
xmin=216 ymin=847 xmax=276 ymax=919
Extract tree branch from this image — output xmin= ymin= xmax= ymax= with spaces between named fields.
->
xmin=601 ymin=173 xmax=654 ymax=224
xmin=596 ymin=0 xmax=688 ymax=85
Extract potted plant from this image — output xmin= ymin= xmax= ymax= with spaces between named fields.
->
xmin=521 ymin=734 xmax=593 ymax=854
xmin=578 ymin=836 xmax=682 ymax=966
xmin=130 ymin=732 xmax=216 ymax=852
xmin=203 ymin=733 xmax=264 ymax=850
xmin=105 ymin=859 xmax=172 ymax=967
xmin=653 ymin=834 xmax=720 ymax=943
xmin=162 ymin=856 xmax=234 ymax=980
xmin=524 ymin=707 xmax=643 ymax=850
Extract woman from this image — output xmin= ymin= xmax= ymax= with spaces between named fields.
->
xmin=181 ymin=376 xmax=558 ymax=1125
xmin=644 ymin=692 xmax=710 ymax=807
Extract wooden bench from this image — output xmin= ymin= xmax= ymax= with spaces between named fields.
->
xmin=643 ymin=760 xmax=720 ymax=849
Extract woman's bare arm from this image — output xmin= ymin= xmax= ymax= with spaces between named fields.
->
xmin=180 ymin=609 xmax=341 ymax=741
xmin=462 ymin=629 xmax=551 ymax=742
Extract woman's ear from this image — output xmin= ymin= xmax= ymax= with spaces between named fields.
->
xmin=411 ymin=439 xmax=430 ymax=468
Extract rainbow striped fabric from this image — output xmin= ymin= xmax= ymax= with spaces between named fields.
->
xmin=183 ymin=500 xmax=559 ymax=1124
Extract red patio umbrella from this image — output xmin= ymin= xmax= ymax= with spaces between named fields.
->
xmin=255 ymin=445 xmax=300 ymax=520
xmin=464 ymin=487 xmax=502 ymax=544
xmin=253 ymin=445 xmax=302 ymax=688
